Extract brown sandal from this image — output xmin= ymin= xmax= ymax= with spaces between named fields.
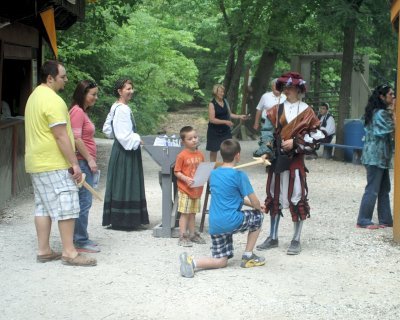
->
xmin=61 ymin=253 xmax=97 ymax=267
xmin=36 ymin=250 xmax=62 ymax=263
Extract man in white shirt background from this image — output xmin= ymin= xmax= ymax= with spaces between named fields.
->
xmin=252 ymin=78 xmax=286 ymax=157
xmin=253 ymin=78 xmax=286 ymax=130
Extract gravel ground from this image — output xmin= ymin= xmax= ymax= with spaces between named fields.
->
xmin=1 ymin=109 xmax=400 ymax=319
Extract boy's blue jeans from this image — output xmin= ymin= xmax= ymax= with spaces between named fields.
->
xmin=357 ymin=165 xmax=393 ymax=226
xmin=74 ymin=160 xmax=94 ymax=245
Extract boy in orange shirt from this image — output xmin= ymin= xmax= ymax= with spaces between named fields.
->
xmin=174 ymin=126 xmax=206 ymax=246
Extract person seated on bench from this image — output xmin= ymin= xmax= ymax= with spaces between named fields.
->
xmin=318 ymin=102 xmax=336 ymax=142
xmin=318 ymin=102 xmax=336 ymax=158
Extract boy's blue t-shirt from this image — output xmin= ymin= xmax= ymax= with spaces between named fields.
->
xmin=208 ymin=167 xmax=254 ymax=235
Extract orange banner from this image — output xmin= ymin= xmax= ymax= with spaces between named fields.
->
xmin=40 ymin=8 xmax=57 ymax=58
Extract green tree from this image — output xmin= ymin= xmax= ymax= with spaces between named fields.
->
xmin=249 ymin=0 xmax=323 ymax=114
xmin=218 ymin=0 xmax=269 ymax=110
xmin=56 ymin=2 xmax=202 ymax=134
xmin=102 ymin=10 xmax=202 ymax=131
xmin=315 ymin=0 xmax=395 ymax=159
xmin=52 ymin=0 xmax=396 ymax=139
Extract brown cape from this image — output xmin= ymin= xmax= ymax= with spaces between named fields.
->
xmin=267 ymin=104 xmax=320 ymax=140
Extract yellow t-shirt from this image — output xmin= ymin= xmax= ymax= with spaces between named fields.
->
xmin=25 ymin=85 xmax=75 ymax=173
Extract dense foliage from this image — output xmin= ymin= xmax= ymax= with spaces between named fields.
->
xmin=53 ymin=0 xmax=397 ymax=135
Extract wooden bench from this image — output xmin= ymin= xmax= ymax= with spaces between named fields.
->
xmin=321 ymin=143 xmax=363 ymax=164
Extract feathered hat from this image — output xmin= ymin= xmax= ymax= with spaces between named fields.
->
xmin=275 ymin=72 xmax=307 ymax=93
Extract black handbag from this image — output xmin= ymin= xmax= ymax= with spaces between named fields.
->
xmin=273 ymin=139 xmax=292 ymax=173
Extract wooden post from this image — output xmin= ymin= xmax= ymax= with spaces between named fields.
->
xmin=241 ymin=66 xmax=250 ymax=115
xmin=390 ymin=1 xmax=400 ymax=241
xmin=11 ymin=124 xmax=18 ymax=196
xmin=240 ymin=66 xmax=250 ymax=140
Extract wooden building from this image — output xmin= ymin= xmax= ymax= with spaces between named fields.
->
xmin=0 ymin=0 xmax=85 ymax=209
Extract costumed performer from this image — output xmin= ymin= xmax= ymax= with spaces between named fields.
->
xmin=255 ymin=71 xmax=327 ymax=255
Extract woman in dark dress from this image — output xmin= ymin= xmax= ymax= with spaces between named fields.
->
xmin=206 ymin=84 xmax=248 ymax=162
xmin=102 ymin=78 xmax=149 ymax=230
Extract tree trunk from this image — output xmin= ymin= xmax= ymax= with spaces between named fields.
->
xmin=223 ymin=43 xmax=236 ymax=94
xmin=248 ymin=0 xmax=280 ymax=114
xmin=250 ymin=49 xmax=278 ymax=116
xmin=312 ymin=41 xmax=323 ymax=110
xmin=226 ymin=44 xmax=247 ymax=112
xmin=334 ymin=16 xmax=358 ymax=160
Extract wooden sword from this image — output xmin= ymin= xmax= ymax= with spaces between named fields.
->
xmin=234 ymin=156 xmax=271 ymax=169
xmin=77 ymin=173 xmax=104 ymax=201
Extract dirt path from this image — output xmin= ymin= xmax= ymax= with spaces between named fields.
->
xmin=1 ymin=108 xmax=400 ymax=319
xmin=160 ymin=106 xmax=208 ymax=140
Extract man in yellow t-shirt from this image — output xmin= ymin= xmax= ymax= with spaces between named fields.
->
xmin=25 ymin=60 xmax=96 ymax=267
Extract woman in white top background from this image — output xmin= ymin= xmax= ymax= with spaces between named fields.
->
xmin=102 ymin=78 xmax=149 ymax=230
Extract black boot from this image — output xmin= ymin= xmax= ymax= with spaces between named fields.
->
xmin=256 ymin=237 xmax=279 ymax=250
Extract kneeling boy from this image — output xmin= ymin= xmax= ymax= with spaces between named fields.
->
xmin=179 ymin=139 xmax=265 ymax=278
